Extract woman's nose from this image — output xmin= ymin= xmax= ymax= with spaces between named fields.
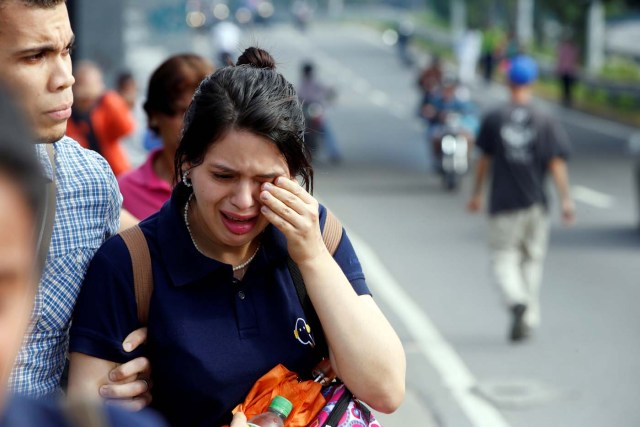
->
xmin=230 ymin=181 xmax=256 ymax=210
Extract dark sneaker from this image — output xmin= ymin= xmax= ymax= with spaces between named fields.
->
xmin=510 ymin=304 xmax=530 ymax=342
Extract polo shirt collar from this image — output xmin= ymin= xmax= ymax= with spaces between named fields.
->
xmin=157 ymin=192 xmax=228 ymax=287
xmin=156 ymin=191 xmax=290 ymax=287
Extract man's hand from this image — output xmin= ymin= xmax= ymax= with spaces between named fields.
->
xmin=468 ymin=155 xmax=489 ymax=214
xmin=100 ymin=327 xmax=152 ymax=411
xmin=561 ymin=198 xmax=575 ymax=226
xmin=467 ymin=194 xmax=483 ymax=213
xmin=549 ymin=157 xmax=574 ymax=226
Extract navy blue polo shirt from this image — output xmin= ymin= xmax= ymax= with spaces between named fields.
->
xmin=0 ymin=394 xmax=166 ymax=427
xmin=69 ymin=191 xmax=369 ymax=427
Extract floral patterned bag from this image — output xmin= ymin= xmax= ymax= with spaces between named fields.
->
xmin=309 ymin=383 xmax=381 ymax=427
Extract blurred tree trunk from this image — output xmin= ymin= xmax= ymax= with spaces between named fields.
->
xmin=516 ymin=0 xmax=534 ymax=48
xmin=586 ymin=0 xmax=605 ymax=75
xmin=451 ymin=0 xmax=466 ymax=39
xmin=328 ymin=0 xmax=344 ymax=17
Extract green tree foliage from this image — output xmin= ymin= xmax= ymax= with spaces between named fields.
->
xmin=425 ymin=0 xmax=640 ymax=53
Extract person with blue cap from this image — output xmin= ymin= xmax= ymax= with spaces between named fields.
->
xmin=467 ymin=54 xmax=575 ymax=342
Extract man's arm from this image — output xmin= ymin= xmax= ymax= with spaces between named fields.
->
xmin=549 ymin=157 xmax=575 ymax=225
xmin=67 ymin=352 xmax=118 ymax=401
xmin=467 ymin=154 xmax=491 ymax=212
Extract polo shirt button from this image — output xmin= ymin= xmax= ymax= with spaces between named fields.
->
xmin=238 ymin=290 xmax=246 ymax=300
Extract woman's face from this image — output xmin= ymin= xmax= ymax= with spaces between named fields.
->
xmin=0 ymin=175 xmax=35 ymax=398
xmin=188 ymin=129 xmax=291 ymax=251
xmin=152 ymin=94 xmax=192 ymax=155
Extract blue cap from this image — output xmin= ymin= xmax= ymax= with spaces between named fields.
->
xmin=508 ymin=55 xmax=538 ymax=85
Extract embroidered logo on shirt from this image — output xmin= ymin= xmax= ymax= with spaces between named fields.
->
xmin=500 ymin=107 xmax=536 ymax=163
xmin=293 ymin=317 xmax=316 ymax=347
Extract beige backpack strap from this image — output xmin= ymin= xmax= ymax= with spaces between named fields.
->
xmin=322 ymin=209 xmax=342 ymax=255
xmin=119 ymin=225 xmax=153 ymax=325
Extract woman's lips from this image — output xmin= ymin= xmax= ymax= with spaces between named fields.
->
xmin=221 ymin=212 xmax=258 ymax=235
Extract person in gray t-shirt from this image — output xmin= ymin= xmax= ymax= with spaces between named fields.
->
xmin=467 ymin=55 xmax=575 ymax=342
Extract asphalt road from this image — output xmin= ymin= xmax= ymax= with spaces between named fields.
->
xmin=124 ymin=11 xmax=640 ymax=427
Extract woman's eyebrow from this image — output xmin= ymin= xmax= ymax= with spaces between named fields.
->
xmin=209 ymin=164 xmax=284 ymax=179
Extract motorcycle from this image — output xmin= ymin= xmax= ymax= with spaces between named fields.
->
xmin=434 ymin=112 xmax=470 ymax=191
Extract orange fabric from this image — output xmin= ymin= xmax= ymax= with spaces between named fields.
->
xmin=66 ymin=91 xmax=134 ymax=176
xmin=233 ymin=364 xmax=326 ymax=427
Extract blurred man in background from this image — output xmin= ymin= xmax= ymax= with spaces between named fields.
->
xmin=297 ymin=61 xmax=342 ymax=164
xmin=417 ymin=55 xmax=443 ymax=109
xmin=0 ymin=84 xmax=46 ymax=417
xmin=66 ymin=60 xmax=135 ymax=176
xmin=467 ymin=55 xmax=575 ymax=342
xmin=421 ymin=75 xmax=478 ymax=169
xmin=555 ymin=33 xmax=579 ymax=108
xmin=395 ymin=19 xmax=415 ymax=67
xmin=116 ymin=71 xmax=138 ymax=111
xmin=480 ymin=24 xmax=504 ymax=84
xmin=210 ymin=19 xmax=241 ymax=67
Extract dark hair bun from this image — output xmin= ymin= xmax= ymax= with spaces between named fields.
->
xmin=236 ymin=47 xmax=276 ymax=70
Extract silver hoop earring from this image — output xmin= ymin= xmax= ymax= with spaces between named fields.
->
xmin=182 ymin=171 xmax=192 ymax=187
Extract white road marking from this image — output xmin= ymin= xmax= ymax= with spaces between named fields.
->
xmin=390 ymin=103 xmax=413 ymax=120
xmin=354 ymin=79 xmax=371 ymax=93
xmin=572 ymin=185 xmax=615 ymax=209
xmin=369 ymin=90 xmax=389 ymax=107
xmin=348 ymin=232 xmax=511 ymax=427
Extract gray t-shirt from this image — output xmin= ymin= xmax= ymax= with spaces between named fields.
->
xmin=476 ymin=103 xmax=570 ymax=215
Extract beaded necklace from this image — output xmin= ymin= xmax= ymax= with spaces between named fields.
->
xmin=183 ymin=193 xmax=259 ymax=271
